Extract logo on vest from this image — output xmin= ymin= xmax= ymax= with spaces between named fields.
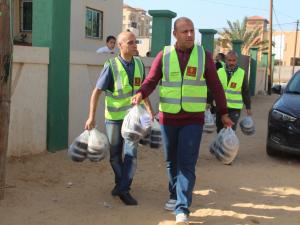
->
xmin=230 ymin=82 xmax=237 ymax=88
xmin=187 ymin=66 xmax=197 ymax=77
xmin=134 ymin=77 xmax=141 ymax=86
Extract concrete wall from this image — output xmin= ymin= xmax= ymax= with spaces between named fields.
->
xmin=8 ymin=46 xmax=157 ymax=156
xmin=70 ymin=0 xmax=123 ymax=52
xmin=255 ymin=67 xmax=267 ymax=95
xmin=273 ymin=66 xmax=300 ymax=83
xmin=8 ymin=46 xmax=49 ymax=156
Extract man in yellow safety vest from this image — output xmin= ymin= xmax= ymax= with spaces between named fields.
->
xmin=215 ymin=51 xmax=252 ymax=133
xmin=85 ymin=31 xmax=154 ymax=206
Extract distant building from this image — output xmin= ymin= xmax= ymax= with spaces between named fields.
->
xmin=272 ymin=31 xmax=300 ymax=66
xmin=123 ymin=4 xmax=152 ymax=56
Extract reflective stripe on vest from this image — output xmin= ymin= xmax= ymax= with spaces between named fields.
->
xmin=160 ymin=45 xmax=207 ymax=113
xmin=217 ymin=67 xmax=244 ymax=109
xmin=105 ymin=56 xmax=144 ymax=120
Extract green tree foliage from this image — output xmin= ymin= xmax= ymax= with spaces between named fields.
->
xmin=218 ymin=17 xmax=272 ymax=54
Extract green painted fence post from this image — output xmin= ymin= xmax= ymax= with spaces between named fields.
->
xmin=261 ymin=52 xmax=268 ymax=66
xmin=198 ymin=29 xmax=217 ymax=53
xmin=32 ymin=0 xmax=71 ymax=151
xmin=249 ymin=47 xmax=258 ymax=96
xmin=232 ymin=39 xmax=243 ymax=64
xmin=148 ymin=10 xmax=177 ymax=56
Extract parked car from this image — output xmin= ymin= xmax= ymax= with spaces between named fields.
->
xmin=267 ymin=70 xmax=300 ymax=156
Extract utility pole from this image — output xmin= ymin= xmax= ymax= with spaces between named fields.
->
xmin=267 ymin=0 xmax=273 ymax=95
xmin=0 ymin=0 xmax=13 ymax=200
xmin=292 ymin=20 xmax=299 ymax=76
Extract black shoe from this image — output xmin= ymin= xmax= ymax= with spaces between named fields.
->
xmin=118 ymin=192 xmax=138 ymax=205
xmin=111 ymin=184 xmax=120 ymax=196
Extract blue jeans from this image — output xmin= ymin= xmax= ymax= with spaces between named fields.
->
xmin=160 ymin=124 xmax=203 ymax=215
xmin=105 ymin=120 xmax=138 ymax=193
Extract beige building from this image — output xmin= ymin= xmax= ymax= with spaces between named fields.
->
xmin=13 ymin=0 xmax=123 ymax=52
xmin=273 ymin=31 xmax=300 ymax=66
xmin=123 ymin=4 xmax=152 ymax=56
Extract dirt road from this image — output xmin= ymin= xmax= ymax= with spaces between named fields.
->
xmin=1 ymin=94 xmax=300 ymax=225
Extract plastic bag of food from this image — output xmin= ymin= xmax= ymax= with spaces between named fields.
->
xmin=203 ymin=109 xmax=216 ymax=133
xmin=210 ymin=127 xmax=239 ymax=165
xmin=68 ymin=130 xmax=89 ymax=162
xmin=87 ymin=128 xmax=109 ymax=162
xmin=239 ymin=116 xmax=255 ymax=136
xmin=121 ymin=105 xmax=152 ymax=142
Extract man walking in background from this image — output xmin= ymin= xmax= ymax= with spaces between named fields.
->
xmin=215 ymin=51 xmax=252 ymax=133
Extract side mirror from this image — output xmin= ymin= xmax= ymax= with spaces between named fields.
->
xmin=271 ymin=84 xmax=282 ymax=95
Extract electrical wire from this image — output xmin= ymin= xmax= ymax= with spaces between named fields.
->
xmin=198 ymin=0 xmax=268 ymax=12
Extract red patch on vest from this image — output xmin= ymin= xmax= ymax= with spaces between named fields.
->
xmin=134 ymin=77 xmax=141 ymax=86
xmin=186 ymin=66 xmax=197 ymax=77
xmin=230 ymin=82 xmax=237 ymax=88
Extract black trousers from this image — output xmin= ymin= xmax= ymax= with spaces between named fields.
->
xmin=216 ymin=108 xmax=241 ymax=133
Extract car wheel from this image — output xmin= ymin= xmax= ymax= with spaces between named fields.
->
xmin=266 ymin=143 xmax=277 ymax=156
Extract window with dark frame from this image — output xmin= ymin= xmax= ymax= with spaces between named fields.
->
xmin=20 ymin=0 xmax=32 ymax=32
xmin=85 ymin=7 xmax=103 ymax=39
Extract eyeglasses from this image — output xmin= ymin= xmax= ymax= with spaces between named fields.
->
xmin=126 ymin=40 xmax=139 ymax=45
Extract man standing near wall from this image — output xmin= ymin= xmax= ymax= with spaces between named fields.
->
xmin=96 ymin=35 xmax=118 ymax=54
xmin=131 ymin=17 xmax=233 ymax=225
xmin=85 ymin=31 xmax=154 ymax=206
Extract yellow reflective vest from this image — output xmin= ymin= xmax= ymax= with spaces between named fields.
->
xmin=105 ymin=56 xmax=144 ymax=120
xmin=217 ymin=67 xmax=244 ymax=109
xmin=159 ymin=45 xmax=207 ymax=113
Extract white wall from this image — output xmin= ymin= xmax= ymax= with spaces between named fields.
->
xmin=8 ymin=46 xmax=49 ymax=156
xmin=70 ymin=0 xmax=123 ymax=52
xmin=273 ymin=66 xmax=300 ymax=83
xmin=255 ymin=67 xmax=267 ymax=95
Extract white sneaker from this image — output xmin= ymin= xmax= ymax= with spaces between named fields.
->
xmin=175 ymin=213 xmax=189 ymax=225
xmin=164 ymin=199 xmax=176 ymax=211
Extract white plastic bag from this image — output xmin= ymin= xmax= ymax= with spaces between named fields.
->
xmin=150 ymin=119 xmax=162 ymax=149
xmin=239 ymin=116 xmax=255 ymax=136
xmin=210 ymin=127 xmax=239 ymax=165
xmin=87 ymin=128 xmax=109 ymax=162
xmin=204 ymin=109 xmax=215 ymax=133
xmin=68 ymin=130 xmax=89 ymax=162
xmin=121 ymin=105 xmax=152 ymax=142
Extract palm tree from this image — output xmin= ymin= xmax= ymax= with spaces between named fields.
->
xmin=218 ymin=17 xmax=271 ymax=55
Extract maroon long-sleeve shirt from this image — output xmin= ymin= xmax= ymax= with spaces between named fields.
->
xmin=139 ymin=45 xmax=228 ymax=126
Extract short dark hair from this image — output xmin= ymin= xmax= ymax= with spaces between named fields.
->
xmin=217 ymin=53 xmax=225 ymax=61
xmin=106 ymin=35 xmax=116 ymax=43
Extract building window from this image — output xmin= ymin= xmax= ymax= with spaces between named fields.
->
xmin=20 ymin=0 xmax=32 ymax=32
xmin=131 ymin=22 xmax=137 ymax=28
xmin=85 ymin=7 xmax=103 ymax=39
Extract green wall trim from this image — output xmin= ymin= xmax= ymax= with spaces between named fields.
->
xmin=32 ymin=0 xmax=71 ymax=151
xmin=199 ymin=29 xmax=217 ymax=53
xmin=249 ymin=47 xmax=258 ymax=96
xmin=148 ymin=10 xmax=177 ymax=56
xmin=232 ymin=39 xmax=243 ymax=64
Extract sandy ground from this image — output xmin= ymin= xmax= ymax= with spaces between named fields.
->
xmin=1 ymin=94 xmax=300 ymax=225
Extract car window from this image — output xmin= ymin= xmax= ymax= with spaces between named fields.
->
xmin=286 ymin=71 xmax=300 ymax=94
